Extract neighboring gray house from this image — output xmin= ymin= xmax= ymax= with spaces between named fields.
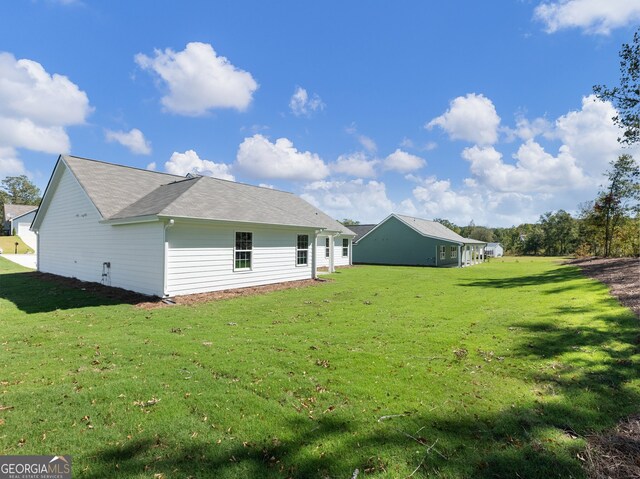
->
xmin=485 ymin=242 xmax=504 ymax=257
xmin=32 ymin=155 xmax=355 ymax=297
xmin=349 ymin=224 xmax=376 ymax=244
xmin=352 ymin=214 xmax=486 ymax=267
xmin=3 ymin=204 xmax=38 ymax=249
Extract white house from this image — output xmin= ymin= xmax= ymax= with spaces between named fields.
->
xmin=485 ymin=242 xmax=504 ymax=257
xmin=3 ymin=204 xmax=38 ymax=250
xmin=31 ymin=155 xmax=355 ymax=297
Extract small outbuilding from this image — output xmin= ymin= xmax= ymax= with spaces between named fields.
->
xmin=31 ymin=155 xmax=355 ymax=297
xmin=485 ymin=242 xmax=504 ymax=257
xmin=352 ymin=214 xmax=486 ymax=267
xmin=3 ymin=204 xmax=38 ymax=249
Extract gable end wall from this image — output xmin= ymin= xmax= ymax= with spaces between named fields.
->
xmin=37 ymin=166 xmax=164 ymax=296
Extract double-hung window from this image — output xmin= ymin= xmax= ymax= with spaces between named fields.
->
xmin=235 ymin=232 xmax=252 ymax=270
xmin=325 ymin=237 xmax=330 ymax=258
xmin=342 ymin=238 xmax=349 ymax=257
xmin=450 ymin=246 xmax=457 ymax=259
xmin=439 ymin=245 xmax=446 ymax=260
xmin=297 ymin=234 xmax=309 ymax=266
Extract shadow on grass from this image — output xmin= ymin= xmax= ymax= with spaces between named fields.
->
xmin=0 ymin=271 xmax=155 ymax=314
xmin=81 ymin=308 xmax=640 ymax=478
xmin=458 ymin=264 xmax=599 ymax=295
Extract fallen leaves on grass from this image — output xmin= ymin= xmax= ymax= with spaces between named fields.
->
xmin=133 ymin=397 xmax=161 ymax=407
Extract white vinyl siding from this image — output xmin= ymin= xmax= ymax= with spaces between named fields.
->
xmin=166 ymin=222 xmax=314 ymax=296
xmin=37 ymin=165 xmax=165 ymax=296
xmin=315 ymin=235 xmax=352 ymax=268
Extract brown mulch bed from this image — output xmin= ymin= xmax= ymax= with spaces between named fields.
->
xmin=25 ymin=271 xmax=329 ymax=309
xmin=566 ymin=257 xmax=640 ymax=479
xmin=566 ymin=257 xmax=640 ymax=319
xmin=136 ymin=278 xmax=328 ymax=309
xmin=583 ymin=415 xmax=640 ymax=479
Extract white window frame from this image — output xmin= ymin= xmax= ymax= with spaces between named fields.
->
xmin=439 ymin=245 xmax=446 ymax=260
xmin=450 ymin=245 xmax=457 ymax=259
xmin=325 ymin=237 xmax=330 ymax=258
xmin=342 ymin=238 xmax=349 ymax=257
xmin=296 ymin=234 xmax=309 ymax=266
xmin=234 ymin=231 xmax=253 ymax=271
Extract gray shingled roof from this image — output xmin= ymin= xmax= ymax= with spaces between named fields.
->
xmin=349 ymin=224 xmax=376 ymax=243
xmin=3 ymin=204 xmax=38 ymax=222
xmin=395 ymin=214 xmax=486 ymax=245
xmin=62 ymin=155 xmax=354 ymax=235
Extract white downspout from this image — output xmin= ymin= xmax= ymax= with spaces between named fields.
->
xmin=163 ymin=219 xmax=175 ymax=297
xmin=329 ymin=234 xmax=335 ymax=273
xmin=311 ymin=230 xmax=318 ymax=279
xmin=35 ymin=230 xmax=40 ymax=271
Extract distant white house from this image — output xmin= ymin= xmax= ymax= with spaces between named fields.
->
xmin=485 ymin=242 xmax=504 ymax=257
xmin=3 ymin=204 xmax=38 ymax=250
xmin=31 ymin=155 xmax=355 ymax=297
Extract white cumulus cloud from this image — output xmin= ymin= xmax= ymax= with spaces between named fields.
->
xmin=105 ymin=128 xmax=152 ymax=155
xmin=301 ymin=179 xmax=395 ymax=224
xmin=383 ymin=149 xmax=426 ymax=173
xmin=236 ymin=134 xmax=329 ymax=181
xmin=135 ymin=42 xmax=258 ymax=116
xmin=332 ymin=152 xmax=378 ymax=178
xmin=534 ymin=0 xmax=640 ymax=34
xmin=461 ymin=142 xmax=589 ymax=194
xmin=0 ymin=147 xmax=26 ymax=178
xmin=289 ymin=86 xmax=325 ymax=116
xmin=0 ymin=52 xmax=91 ymax=155
xmin=426 ymin=93 xmax=501 ymax=145
xmin=165 ymin=149 xmax=235 ymax=181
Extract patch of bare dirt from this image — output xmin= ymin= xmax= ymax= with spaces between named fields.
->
xmin=567 ymin=257 xmax=640 ymax=318
xmin=583 ymin=415 xmax=640 ymax=479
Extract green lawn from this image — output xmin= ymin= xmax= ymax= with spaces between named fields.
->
xmin=0 ymin=235 xmax=34 ymax=254
xmin=0 ymin=257 xmax=637 ymax=478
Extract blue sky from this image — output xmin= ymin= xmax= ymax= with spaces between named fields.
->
xmin=1 ymin=1 xmax=639 ymax=226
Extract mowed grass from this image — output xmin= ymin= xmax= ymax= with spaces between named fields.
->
xmin=0 ymin=257 xmax=638 ymax=478
xmin=0 ymin=235 xmax=34 ymax=254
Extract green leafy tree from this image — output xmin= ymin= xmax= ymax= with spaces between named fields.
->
xmin=593 ymin=28 xmax=640 ymax=145
xmin=340 ymin=219 xmax=360 ymax=226
xmin=539 ymin=210 xmax=577 ymax=256
xmin=0 ymin=175 xmax=42 ymax=224
xmin=593 ymin=155 xmax=640 ymax=256
xmin=433 ymin=218 xmax=460 ymax=234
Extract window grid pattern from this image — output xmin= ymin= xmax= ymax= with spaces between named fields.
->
xmin=235 ymin=232 xmax=252 ymax=269
xmin=450 ymin=246 xmax=457 ymax=258
xmin=297 ymin=234 xmax=309 ymax=266
xmin=325 ymin=237 xmax=330 ymax=258
xmin=439 ymin=245 xmax=446 ymax=260
xmin=342 ymin=238 xmax=349 ymax=257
